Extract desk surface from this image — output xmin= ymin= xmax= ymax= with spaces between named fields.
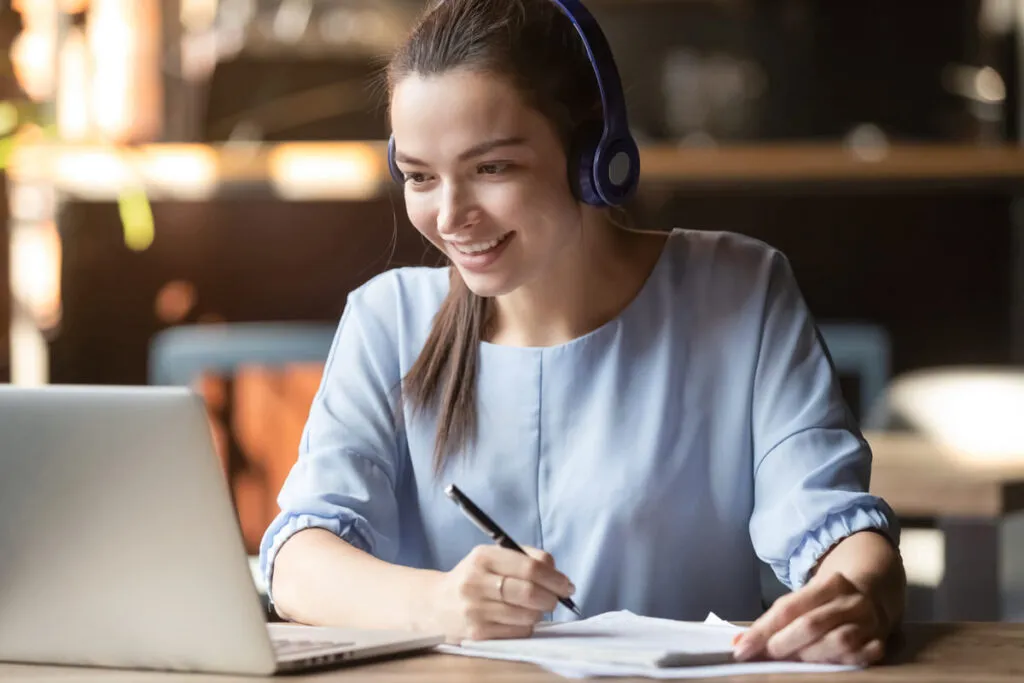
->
xmin=0 ymin=622 xmax=1021 ymax=682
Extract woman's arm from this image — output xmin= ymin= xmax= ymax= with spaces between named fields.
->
xmin=271 ymin=528 xmax=574 ymax=642
xmin=813 ymin=530 xmax=906 ymax=635
xmin=270 ymin=528 xmax=440 ymax=631
xmin=734 ymin=530 xmax=905 ymax=664
xmin=742 ymin=248 xmax=903 ymax=664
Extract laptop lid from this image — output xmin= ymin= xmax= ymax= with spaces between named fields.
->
xmin=0 ymin=385 xmax=278 ymax=675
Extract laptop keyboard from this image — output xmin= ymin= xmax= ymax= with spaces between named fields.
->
xmin=273 ymin=638 xmax=354 ymax=657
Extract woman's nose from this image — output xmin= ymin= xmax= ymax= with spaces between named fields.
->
xmin=436 ymin=184 xmax=479 ymax=236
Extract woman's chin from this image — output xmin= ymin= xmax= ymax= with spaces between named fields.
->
xmin=458 ymin=269 xmax=517 ymax=299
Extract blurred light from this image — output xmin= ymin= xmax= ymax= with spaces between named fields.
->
xmin=10 ymin=310 xmax=49 ymax=386
xmin=10 ymin=220 xmax=62 ymax=331
xmin=10 ymin=183 xmax=56 ymax=222
xmin=0 ymin=102 xmax=19 ymax=137
xmin=10 ymin=1 xmax=59 ymax=100
xmin=59 ymin=0 xmax=90 ymax=13
xmin=889 ymin=369 xmax=1024 ymax=465
xmin=155 ymin=281 xmax=197 ymax=323
xmin=975 ymin=66 xmax=1006 ymax=103
xmin=57 ymin=27 xmax=90 ymax=141
xmin=220 ymin=0 xmax=256 ymax=29
xmin=88 ymin=0 xmax=162 ymax=142
xmin=52 ymin=147 xmax=132 ymax=197
xmin=268 ymin=143 xmax=384 ymax=200
xmin=138 ymin=145 xmax=219 ymax=199
xmin=844 ymin=123 xmax=889 ymax=163
xmin=180 ymin=29 xmax=220 ymax=81
xmin=5 ymin=127 xmax=50 ymax=180
xmin=273 ymin=0 xmax=313 ymax=43
xmin=118 ymin=188 xmax=155 ymax=251
xmin=10 ymin=22 xmax=57 ymax=101
xmin=180 ymin=0 xmax=219 ymax=32
xmin=943 ymin=64 xmax=1007 ymax=104
xmin=979 ymin=0 xmax=1015 ymax=34
xmin=900 ymin=529 xmax=944 ymax=588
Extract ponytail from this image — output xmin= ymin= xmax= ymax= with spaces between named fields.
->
xmin=403 ymin=268 xmax=488 ymax=474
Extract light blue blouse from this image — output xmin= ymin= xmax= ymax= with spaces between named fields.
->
xmin=259 ymin=228 xmax=899 ymax=622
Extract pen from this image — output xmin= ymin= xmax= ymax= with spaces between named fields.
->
xmin=445 ymin=483 xmax=583 ymax=618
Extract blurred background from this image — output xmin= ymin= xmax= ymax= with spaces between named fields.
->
xmin=2 ymin=0 xmax=1024 ymax=623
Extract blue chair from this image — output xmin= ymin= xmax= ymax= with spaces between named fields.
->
xmin=148 ymin=321 xmax=337 ymax=387
xmin=817 ymin=322 xmax=892 ymax=423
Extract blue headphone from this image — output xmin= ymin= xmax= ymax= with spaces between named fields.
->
xmin=386 ymin=0 xmax=640 ymax=207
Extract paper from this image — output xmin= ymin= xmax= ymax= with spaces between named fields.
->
xmin=437 ymin=610 xmax=860 ymax=679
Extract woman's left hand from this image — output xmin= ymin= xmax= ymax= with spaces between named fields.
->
xmin=733 ymin=571 xmax=890 ymax=666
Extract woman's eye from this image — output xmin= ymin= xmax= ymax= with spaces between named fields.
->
xmin=478 ymin=162 xmax=510 ymax=175
xmin=403 ymin=172 xmax=428 ymax=185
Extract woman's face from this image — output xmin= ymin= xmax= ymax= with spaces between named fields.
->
xmin=390 ymin=69 xmax=583 ymax=298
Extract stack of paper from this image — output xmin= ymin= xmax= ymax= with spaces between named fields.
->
xmin=438 ymin=611 xmax=860 ymax=679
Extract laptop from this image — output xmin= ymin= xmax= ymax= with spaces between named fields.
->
xmin=0 ymin=384 xmax=443 ymax=675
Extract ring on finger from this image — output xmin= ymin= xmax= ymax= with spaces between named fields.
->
xmin=496 ymin=575 xmax=507 ymax=602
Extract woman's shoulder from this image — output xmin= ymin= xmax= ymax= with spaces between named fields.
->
xmin=659 ymin=228 xmax=794 ymax=292
xmin=665 ymin=228 xmax=788 ymax=271
xmin=344 ymin=265 xmax=450 ymax=340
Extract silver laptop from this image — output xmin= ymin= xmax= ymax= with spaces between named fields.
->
xmin=0 ymin=384 xmax=443 ymax=675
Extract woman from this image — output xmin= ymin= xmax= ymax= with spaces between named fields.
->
xmin=260 ymin=0 xmax=906 ymax=666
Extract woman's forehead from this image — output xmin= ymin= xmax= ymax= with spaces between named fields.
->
xmin=390 ymin=71 xmax=551 ymax=159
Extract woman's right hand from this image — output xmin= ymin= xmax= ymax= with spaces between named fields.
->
xmin=427 ymin=545 xmax=576 ymax=643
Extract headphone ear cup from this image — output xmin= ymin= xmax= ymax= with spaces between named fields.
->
xmin=567 ymin=123 xmax=605 ymax=207
xmin=387 ymin=135 xmax=403 ymax=185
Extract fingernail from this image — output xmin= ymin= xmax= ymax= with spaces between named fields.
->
xmin=732 ymin=633 xmax=742 ymax=646
xmin=733 ymin=639 xmax=756 ymax=661
xmin=568 ymin=583 xmax=576 ymax=595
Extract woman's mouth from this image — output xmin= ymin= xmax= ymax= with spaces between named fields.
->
xmin=447 ymin=232 xmax=515 ymax=271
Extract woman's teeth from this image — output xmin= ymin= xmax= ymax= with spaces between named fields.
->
xmin=452 ymin=234 xmax=508 ymax=254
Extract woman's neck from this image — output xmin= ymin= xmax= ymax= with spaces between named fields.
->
xmin=486 ymin=223 xmax=667 ymax=348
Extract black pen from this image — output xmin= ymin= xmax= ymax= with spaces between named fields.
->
xmin=445 ymin=483 xmax=583 ymax=618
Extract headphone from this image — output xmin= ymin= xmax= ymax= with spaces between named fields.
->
xmin=386 ymin=0 xmax=640 ymax=208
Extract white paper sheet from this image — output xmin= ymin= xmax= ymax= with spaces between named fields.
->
xmin=437 ymin=610 xmax=859 ymax=679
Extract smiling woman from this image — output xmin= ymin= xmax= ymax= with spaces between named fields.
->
xmin=386 ymin=0 xmax=654 ymax=470
xmin=259 ymin=0 xmax=906 ymax=667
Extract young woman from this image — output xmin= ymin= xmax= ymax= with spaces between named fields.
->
xmin=260 ymin=0 xmax=906 ymax=666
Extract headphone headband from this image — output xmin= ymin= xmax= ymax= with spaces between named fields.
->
xmin=388 ymin=0 xmax=640 ymax=207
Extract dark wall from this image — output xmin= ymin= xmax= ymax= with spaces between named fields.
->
xmin=51 ymin=197 xmax=432 ymax=385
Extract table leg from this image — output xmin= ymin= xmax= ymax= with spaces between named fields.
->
xmin=935 ymin=518 xmax=1001 ymax=621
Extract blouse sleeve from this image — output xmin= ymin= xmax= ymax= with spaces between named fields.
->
xmin=257 ymin=277 xmax=405 ymax=604
xmin=748 ymin=250 xmax=900 ymax=590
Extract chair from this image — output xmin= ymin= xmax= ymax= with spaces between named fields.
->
xmin=817 ymin=322 xmax=892 ymax=423
xmin=148 ymin=321 xmax=337 ymax=387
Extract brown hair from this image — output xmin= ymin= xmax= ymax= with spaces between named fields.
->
xmin=388 ymin=0 xmax=603 ymax=473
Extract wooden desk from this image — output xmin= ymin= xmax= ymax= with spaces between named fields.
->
xmin=227 ymin=363 xmax=1024 ymax=623
xmin=0 ymin=623 xmax=1022 ymax=682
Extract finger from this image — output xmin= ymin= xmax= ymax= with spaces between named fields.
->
xmin=765 ymin=593 xmax=875 ymax=660
xmin=480 ymin=547 xmax=573 ymax=597
xmin=498 ymin=576 xmax=561 ymax=612
xmin=796 ymin=623 xmax=871 ymax=664
xmin=844 ymin=638 xmax=885 ymax=666
xmin=522 ymin=546 xmax=556 ymax=567
xmin=464 ymin=621 xmax=535 ymax=642
xmin=735 ymin=574 xmax=856 ymax=661
xmin=468 ymin=599 xmax=544 ymax=628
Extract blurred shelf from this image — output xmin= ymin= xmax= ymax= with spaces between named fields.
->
xmin=9 ymin=140 xmax=1024 ymax=201
xmin=642 ymin=143 xmax=1024 ymax=185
